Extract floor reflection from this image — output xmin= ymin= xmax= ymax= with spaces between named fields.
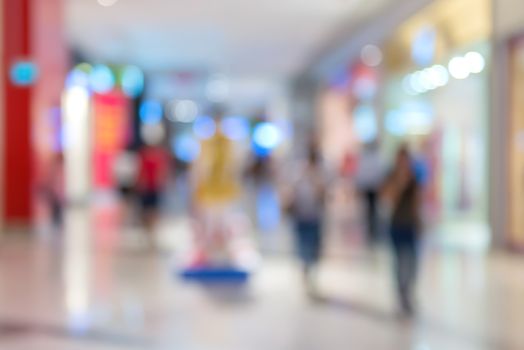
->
xmin=0 ymin=206 xmax=521 ymax=349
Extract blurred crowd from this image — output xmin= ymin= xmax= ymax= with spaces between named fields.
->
xmin=41 ymin=110 xmax=429 ymax=317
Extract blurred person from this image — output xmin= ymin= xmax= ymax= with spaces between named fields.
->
xmin=113 ymin=145 xmax=138 ymax=223
xmin=381 ymin=145 xmax=422 ymax=316
xmin=42 ymin=153 xmax=65 ymax=229
xmin=288 ymin=145 xmax=327 ymax=294
xmin=337 ymin=149 xmax=360 ymax=238
xmin=355 ymin=141 xmax=386 ymax=246
xmin=136 ymin=141 xmax=170 ymax=240
xmin=246 ymin=153 xmax=280 ymax=232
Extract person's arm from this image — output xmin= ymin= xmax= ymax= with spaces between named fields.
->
xmin=379 ymin=172 xmax=394 ymax=205
xmin=414 ymin=184 xmax=424 ymax=234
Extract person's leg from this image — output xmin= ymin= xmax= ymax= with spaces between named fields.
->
xmin=392 ymin=237 xmax=404 ymax=307
xmin=392 ymin=231 xmax=412 ymax=314
xmin=141 ymin=191 xmax=159 ymax=248
xmin=51 ymin=195 xmax=63 ymax=229
xmin=296 ymin=221 xmax=317 ymax=292
xmin=307 ymin=221 xmax=322 ymax=293
xmin=398 ymin=243 xmax=412 ymax=313
xmin=368 ymin=191 xmax=378 ymax=243
xmin=404 ymin=236 xmax=419 ymax=311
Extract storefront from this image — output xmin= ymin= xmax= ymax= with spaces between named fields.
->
xmin=61 ymin=63 xmax=141 ymax=202
xmin=381 ymin=0 xmax=492 ymax=246
xmin=507 ymin=37 xmax=524 ymax=249
xmin=318 ymin=61 xmax=381 ymax=172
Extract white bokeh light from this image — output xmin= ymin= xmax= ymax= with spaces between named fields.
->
xmin=420 ymin=69 xmax=436 ymax=91
xmin=448 ymin=56 xmax=470 ymax=80
xmin=410 ymin=72 xmax=427 ymax=94
xmin=360 ymin=45 xmax=383 ymax=67
xmin=403 ymin=75 xmax=417 ymax=95
xmin=170 ymin=100 xmax=198 ymax=123
xmin=429 ymin=64 xmax=449 ymax=87
xmin=253 ymin=122 xmax=281 ymax=150
xmin=465 ymin=51 xmax=485 ymax=74
xmin=206 ymin=75 xmax=230 ymax=102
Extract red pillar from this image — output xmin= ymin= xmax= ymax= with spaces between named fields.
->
xmin=1 ymin=0 xmax=33 ymax=226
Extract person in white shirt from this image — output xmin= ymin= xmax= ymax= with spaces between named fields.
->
xmin=355 ymin=141 xmax=386 ymax=245
xmin=288 ymin=146 xmax=328 ymax=294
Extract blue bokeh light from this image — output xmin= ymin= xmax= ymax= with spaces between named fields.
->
xmin=121 ymin=65 xmax=144 ymax=97
xmin=385 ymin=110 xmax=406 ymax=136
xmin=385 ymin=102 xmax=434 ymax=136
xmin=221 ymin=116 xmax=249 ymax=141
xmin=10 ymin=61 xmax=38 ymax=86
xmin=139 ymin=100 xmax=163 ymax=124
xmin=172 ymin=134 xmax=201 ymax=163
xmin=65 ymin=68 xmax=90 ymax=89
xmin=252 ymin=122 xmax=281 ymax=156
xmin=193 ymin=116 xmax=216 ymax=140
xmin=411 ymin=27 xmax=436 ymax=67
xmin=353 ymin=105 xmax=377 ymax=142
xmin=89 ymin=64 xmax=115 ymax=94
xmin=253 ymin=122 xmax=281 ymax=149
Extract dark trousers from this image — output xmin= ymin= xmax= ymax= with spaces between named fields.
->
xmin=391 ymin=226 xmax=418 ymax=312
xmin=294 ymin=220 xmax=322 ymax=268
xmin=363 ymin=190 xmax=378 ymax=244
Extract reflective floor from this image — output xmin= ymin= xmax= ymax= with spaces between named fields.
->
xmin=1 ymin=204 xmax=524 ymax=349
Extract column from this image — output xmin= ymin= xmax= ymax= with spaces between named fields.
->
xmin=1 ymin=0 xmax=33 ymax=227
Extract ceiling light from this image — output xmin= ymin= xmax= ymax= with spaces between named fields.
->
xmin=98 ymin=0 xmax=119 ymax=7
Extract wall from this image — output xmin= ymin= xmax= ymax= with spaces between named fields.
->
xmin=494 ymin=0 xmax=524 ymax=40
xmin=0 ymin=0 xmax=3 ymax=230
xmin=2 ymin=0 xmax=33 ymax=226
xmin=490 ymin=0 xmax=524 ymax=247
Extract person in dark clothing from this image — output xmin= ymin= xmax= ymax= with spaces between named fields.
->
xmin=41 ymin=153 xmax=65 ymax=229
xmin=382 ymin=146 xmax=421 ymax=316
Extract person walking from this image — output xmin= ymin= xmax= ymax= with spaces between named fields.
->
xmin=288 ymin=147 xmax=327 ymax=295
xmin=355 ymin=142 xmax=386 ymax=246
xmin=382 ymin=146 xmax=422 ymax=316
xmin=113 ymin=146 xmax=138 ymax=224
xmin=137 ymin=142 xmax=170 ymax=240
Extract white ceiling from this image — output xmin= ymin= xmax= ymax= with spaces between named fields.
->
xmin=66 ymin=0 xmax=395 ymax=78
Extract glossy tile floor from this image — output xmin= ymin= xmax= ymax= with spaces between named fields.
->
xmin=2 ymin=205 xmax=524 ymax=349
